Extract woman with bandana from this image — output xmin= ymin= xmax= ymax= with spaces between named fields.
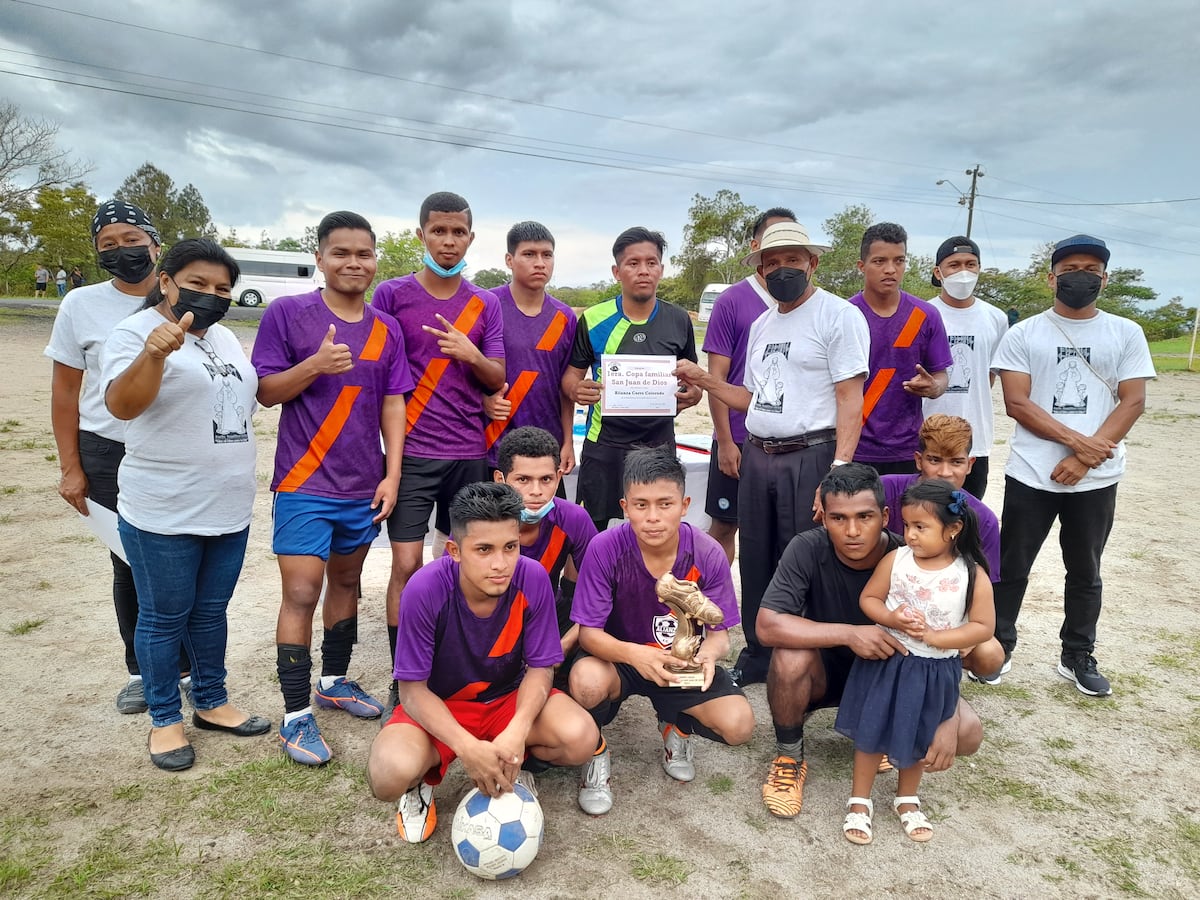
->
xmin=101 ymin=239 xmax=269 ymax=770
xmin=45 ymin=200 xmax=193 ymax=716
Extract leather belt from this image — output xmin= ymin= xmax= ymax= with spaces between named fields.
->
xmin=746 ymin=428 xmax=838 ymax=455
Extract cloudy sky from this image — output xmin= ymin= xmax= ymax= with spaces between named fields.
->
xmin=3 ymin=0 xmax=1198 ymax=303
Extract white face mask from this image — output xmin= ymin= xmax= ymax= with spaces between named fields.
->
xmin=942 ymin=270 xmax=979 ymax=301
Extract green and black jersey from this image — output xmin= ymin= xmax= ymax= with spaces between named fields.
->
xmin=569 ymin=295 xmax=697 ymax=448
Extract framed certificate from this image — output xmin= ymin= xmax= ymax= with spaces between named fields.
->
xmin=600 ymin=354 xmax=678 ymax=417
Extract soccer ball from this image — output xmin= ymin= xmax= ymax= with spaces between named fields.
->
xmin=451 ymin=784 xmax=544 ymax=880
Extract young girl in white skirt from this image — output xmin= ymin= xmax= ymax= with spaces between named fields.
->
xmin=834 ymin=478 xmax=994 ymax=844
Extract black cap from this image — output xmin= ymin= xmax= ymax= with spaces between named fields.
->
xmin=931 ymin=236 xmax=980 ymax=287
xmin=1051 ymin=234 xmax=1110 ymax=268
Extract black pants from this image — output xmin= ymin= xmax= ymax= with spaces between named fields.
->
xmin=78 ymin=431 xmax=190 ymax=677
xmin=994 ymin=476 xmax=1117 ymax=656
xmin=736 ymin=439 xmax=834 ymax=677
xmin=963 ymin=455 xmax=990 ymax=500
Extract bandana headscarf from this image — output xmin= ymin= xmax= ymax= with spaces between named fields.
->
xmin=91 ymin=200 xmax=161 ymax=246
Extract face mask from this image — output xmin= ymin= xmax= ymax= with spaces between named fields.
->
xmin=765 ymin=266 xmax=809 ymax=303
xmin=423 ymin=250 xmax=467 ymax=278
xmin=169 ymin=282 xmax=231 ymax=330
xmin=98 ymin=245 xmax=155 ymax=284
xmin=519 ymin=498 xmax=555 ymax=525
xmin=941 ymin=270 xmax=979 ymax=301
xmin=1055 ymin=270 xmax=1103 ymax=309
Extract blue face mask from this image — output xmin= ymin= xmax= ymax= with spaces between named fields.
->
xmin=519 ymin=498 xmax=555 ymax=525
xmin=423 ymin=250 xmax=467 ymax=278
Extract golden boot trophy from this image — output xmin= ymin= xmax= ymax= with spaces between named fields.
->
xmin=654 ymin=573 xmax=725 ymax=689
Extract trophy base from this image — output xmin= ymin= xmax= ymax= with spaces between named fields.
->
xmin=668 ymin=669 xmax=706 ymax=690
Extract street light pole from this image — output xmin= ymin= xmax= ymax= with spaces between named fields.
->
xmin=964 ymin=164 xmax=984 ymax=239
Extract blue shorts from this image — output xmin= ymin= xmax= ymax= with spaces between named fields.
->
xmin=272 ymin=493 xmax=380 ymax=560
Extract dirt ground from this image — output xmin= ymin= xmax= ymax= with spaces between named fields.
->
xmin=1 ymin=308 xmax=1198 ymax=899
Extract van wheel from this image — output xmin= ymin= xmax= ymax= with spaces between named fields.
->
xmin=238 ymin=290 xmax=263 ymax=307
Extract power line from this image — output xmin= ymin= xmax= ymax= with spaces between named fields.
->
xmin=981 ymin=193 xmax=1200 ymax=207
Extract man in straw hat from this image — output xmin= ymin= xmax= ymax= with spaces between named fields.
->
xmin=675 ymin=222 xmax=870 ymax=688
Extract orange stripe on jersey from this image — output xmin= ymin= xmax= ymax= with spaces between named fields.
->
xmin=684 ymin=565 xmax=701 ymax=583
xmin=406 ymin=295 xmax=488 ymax=434
xmin=277 ymin=385 xmax=362 ymax=492
xmin=535 ymin=310 xmax=569 ymax=351
xmin=893 ymin=306 xmax=926 ymax=349
xmin=484 ymin=369 xmax=540 ymax=450
xmin=488 ymin=591 xmax=528 ymax=657
xmin=359 ymin=317 xmax=389 ymax=362
xmin=861 ymin=368 xmax=895 ymax=422
xmin=537 ymin=526 xmax=567 ymax=574
xmin=447 ymin=681 xmax=489 ymax=701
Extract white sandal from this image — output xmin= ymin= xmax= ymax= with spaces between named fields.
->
xmin=894 ymin=795 xmax=932 ymax=842
xmin=842 ymin=797 xmax=873 ymax=845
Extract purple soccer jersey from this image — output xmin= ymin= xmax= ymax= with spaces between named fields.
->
xmin=392 ymin=555 xmax=563 ymax=703
xmin=521 ymin=498 xmax=597 ymax=588
xmin=252 ymin=290 xmax=413 ymax=499
xmin=485 ymin=286 xmax=577 ymax=467
xmin=850 ymin=291 xmax=954 ymax=462
xmin=701 ymin=277 xmax=770 ymax=445
xmin=571 ymin=522 xmax=739 ymax=648
xmin=881 ymin=473 xmax=1001 ymax=583
xmin=371 ymin=274 xmax=504 ymax=459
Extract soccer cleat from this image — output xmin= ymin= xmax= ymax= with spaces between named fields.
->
xmin=514 ymin=769 xmax=538 ymax=799
xmin=1057 ymin=652 xmax=1112 ymax=697
xmin=115 ymin=678 xmax=147 ymax=714
xmin=762 ymin=755 xmax=807 ymax=818
xmin=396 ymin=782 xmax=437 ymax=843
xmin=380 ymin=680 xmax=399 ymax=730
xmin=578 ymin=747 xmax=613 ymax=816
xmin=279 ymin=712 xmax=332 ymax=765
xmin=661 ymin=723 xmax=695 ymax=783
xmin=314 ymin=678 xmax=384 ymax=719
xmin=966 ymin=652 xmax=1012 ymax=686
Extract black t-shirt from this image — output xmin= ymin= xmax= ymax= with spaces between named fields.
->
xmin=760 ymin=528 xmax=902 ymax=624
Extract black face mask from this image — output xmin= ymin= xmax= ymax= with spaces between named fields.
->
xmin=171 ymin=285 xmax=231 ymax=330
xmin=765 ymin=266 xmax=809 ymax=303
xmin=1055 ymin=270 xmax=1103 ymax=309
xmin=98 ymin=245 xmax=156 ymax=284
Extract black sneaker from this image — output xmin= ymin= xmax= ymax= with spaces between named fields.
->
xmin=380 ymin=679 xmax=399 ymax=730
xmin=1057 ymin=652 xmax=1112 ymax=697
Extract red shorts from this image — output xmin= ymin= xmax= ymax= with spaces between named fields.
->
xmin=386 ymin=688 xmax=562 ymax=785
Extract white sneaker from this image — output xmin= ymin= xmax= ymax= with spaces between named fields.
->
xmin=396 ymin=782 xmax=436 ymax=843
xmin=514 ymin=769 xmax=538 ymax=798
xmin=578 ymin=748 xmax=613 ymax=815
xmin=966 ymin=652 xmax=1012 ymax=686
xmin=661 ymin=723 xmax=695 ymax=783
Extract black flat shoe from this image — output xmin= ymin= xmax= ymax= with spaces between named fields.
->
xmin=192 ymin=712 xmax=272 ymax=736
xmin=148 ymin=733 xmax=195 ymax=771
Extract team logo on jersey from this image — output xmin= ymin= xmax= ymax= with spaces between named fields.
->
xmin=633 ymin=332 xmax=647 ymax=343
xmin=652 ymin=613 xmax=677 ymax=648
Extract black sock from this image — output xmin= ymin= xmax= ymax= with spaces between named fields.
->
xmin=774 ymin=722 xmax=804 ymax=760
xmin=388 ymin=625 xmax=399 ymax=666
xmin=320 ymin=617 xmax=356 ymax=678
xmin=675 ymin=712 xmax=725 ymax=744
xmin=277 ymin=644 xmax=312 ymax=714
xmin=587 ymin=698 xmax=617 ymax=729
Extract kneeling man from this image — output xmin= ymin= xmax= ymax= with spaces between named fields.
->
xmin=367 ymin=482 xmax=598 ymax=842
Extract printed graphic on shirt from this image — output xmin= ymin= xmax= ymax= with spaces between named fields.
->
xmin=196 ymin=338 xmax=249 ymax=444
xmin=946 ymin=335 xmax=975 ymax=394
xmin=1054 ymin=347 xmax=1090 ymax=414
xmin=752 ymin=341 xmax=791 ymax=414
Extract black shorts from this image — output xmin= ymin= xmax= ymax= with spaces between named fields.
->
xmin=596 ymin=661 xmax=744 ymax=732
xmin=574 ymin=442 xmax=633 ymax=526
xmin=387 ymin=456 xmax=488 ymax=543
xmin=809 ymin=647 xmax=857 ymax=711
xmin=704 ymin=440 xmax=739 ymax=523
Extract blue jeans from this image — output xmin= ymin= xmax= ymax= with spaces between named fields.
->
xmin=118 ymin=520 xmax=249 ymax=727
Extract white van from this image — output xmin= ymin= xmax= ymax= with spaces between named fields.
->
xmin=697 ymin=282 xmax=732 ymax=323
xmin=225 ymin=248 xmax=324 ymax=306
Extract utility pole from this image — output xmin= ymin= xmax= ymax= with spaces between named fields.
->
xmin=964 ymin=164 xmax=984 ymax=238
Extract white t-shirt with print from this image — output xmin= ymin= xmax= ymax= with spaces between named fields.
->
xmin=43 ymin=280 xmax=144 ymax=441
xmin=101 ymin=309 xmax=259 ymax=535
xmin=742 ymin=288 xmax=870 ymax=439
xmin=923 ymin=297 xmax=1010 ymax=456
xmin=992 ymin=308 xmax=1155 ymax=493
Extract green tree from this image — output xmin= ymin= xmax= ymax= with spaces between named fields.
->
xmin=671 ymin=190 xmax=758 ymax=300
xmin=115 ymin=162 xmax=216 ymax=244
xmin=255 ymin=230 xmax=275 ymax=250
xmin=1140 ymin=296 xmax=1195 ymax=341
xmin=551 ymin=280 xmax=619 ymax=309
xmin=301 ymin=226 xmax=319 ymax=253
xmin=472 ymin=267 xmax=509 ymax=289
xmin=817 ymin=204 xmax=873 ymax=298
xmin=275 ymin=236 xmax=303 ymax=252
xmin=18 ymin=182 xmax=99 ymax=274
xmin=220 ymin=228 xmax=250 ymax=248
xmin=375 ymin=229 xmax=423 ymax=280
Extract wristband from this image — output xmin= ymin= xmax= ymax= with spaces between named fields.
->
xmin=831 ymin=459 xmax=848 ymax=468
